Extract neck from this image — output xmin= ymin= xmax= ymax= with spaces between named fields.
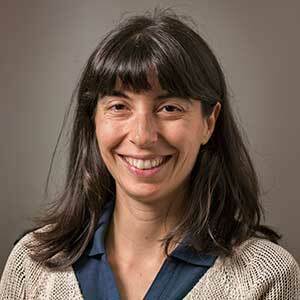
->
xmin=105 ymin=188 xmax=186 ymax=265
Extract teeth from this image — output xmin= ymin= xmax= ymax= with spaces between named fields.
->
xmin=124 ymin=156 xmax=165 ymax=169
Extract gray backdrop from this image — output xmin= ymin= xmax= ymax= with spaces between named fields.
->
xmin=1 ymin=0 xmax=299 ymax=275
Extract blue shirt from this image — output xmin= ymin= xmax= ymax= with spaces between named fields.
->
xmin=73 ymin=200 xmax=217 ymax=300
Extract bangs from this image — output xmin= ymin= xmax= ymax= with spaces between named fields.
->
xmin=91 ymin=29 xmax=207 ymax=100
xmin=80 ymin=14 xmax=223 ymax=106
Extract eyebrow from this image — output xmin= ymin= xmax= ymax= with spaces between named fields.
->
xmin=106 ymin=90 xmax=193 ymax=103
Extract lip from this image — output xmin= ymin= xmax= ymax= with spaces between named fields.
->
xmin=118 ymin=154 xmax=172 ymax=177
xmin=119 ymin=154 xmax=170 ymax=160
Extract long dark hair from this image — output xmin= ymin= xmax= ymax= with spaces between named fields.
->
xmin=24 ymin=8 xmax=280 ymax=270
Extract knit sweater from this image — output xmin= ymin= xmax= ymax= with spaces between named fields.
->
xmin=0 ymin=230 xmax=300 ymax=299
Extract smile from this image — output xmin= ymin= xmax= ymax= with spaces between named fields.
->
xmin=122 ymin=156 xmax=169 ymax=169
xmin=118 ymin=155 xmax=172 ymax=177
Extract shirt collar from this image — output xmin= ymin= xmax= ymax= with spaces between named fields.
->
xmin=170 ymin=242 xmax=217 ymax=267
xmin=86 ymin=199 xmax=217 ymax=267
xmin=87 ymin=200 xmax=115 ymax=257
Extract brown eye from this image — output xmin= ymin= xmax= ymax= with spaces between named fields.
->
xmin=109 ymin=104 xmax=127 ymax=111
xmin=161 ymin=105 xmax=182 ymax=112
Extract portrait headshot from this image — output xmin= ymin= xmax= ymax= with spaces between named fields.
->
xmin=0 ymin=1 xmax=300 ymax=299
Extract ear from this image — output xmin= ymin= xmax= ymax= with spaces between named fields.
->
xmin=202 ymin=102 xmax=221 ymax=145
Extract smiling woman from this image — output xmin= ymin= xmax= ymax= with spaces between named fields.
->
xmin=95 ymin=75 xmax=219 ymax=204
xmin=0 ymin=8 xmax=300 ymax=300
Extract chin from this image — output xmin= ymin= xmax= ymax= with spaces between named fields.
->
xmin=122 ymin=186 xmax=164 ymax=203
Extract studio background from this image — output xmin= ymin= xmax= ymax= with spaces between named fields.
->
xmin=1 ymin=0 xmax=299 ymax=275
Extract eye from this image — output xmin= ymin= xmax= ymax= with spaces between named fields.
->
xmin=160 ymin=105 xmax=183 ymax=113
xmin=107 ymin=103 xmax=183 ymax=114
xmin=109 ymin=103 xmax=127 ymax=111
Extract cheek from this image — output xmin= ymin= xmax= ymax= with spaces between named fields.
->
xmin=163 ymin=122 xmax=203 ymax=153
xmin=95 ymin=118 xmax=123 ymax=155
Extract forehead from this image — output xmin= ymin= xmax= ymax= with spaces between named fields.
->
xmin=100 ymin=69 xmax=195 ymax=106
xmin=114 ymin=69 xmax=164 ymax=94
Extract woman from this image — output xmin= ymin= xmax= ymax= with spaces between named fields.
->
xmin=1 ymin=9 xmax=299 ymax=300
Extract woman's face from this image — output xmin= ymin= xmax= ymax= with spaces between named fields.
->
xmin=95 ymin=75 xmax=219 ymax=205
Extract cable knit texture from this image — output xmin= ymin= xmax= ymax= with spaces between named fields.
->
xmin=1 ymin=229 xmax=300 ymax=299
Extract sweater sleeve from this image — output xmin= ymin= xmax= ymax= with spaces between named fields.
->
xmin=232 ymin=238 xmax=300 ymax=299
xmin=0 ymin=232 xmax=36 ymax=300
xmin=256 ymin=241 xmax=300 ymax=299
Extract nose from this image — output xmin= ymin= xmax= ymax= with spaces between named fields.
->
xmin=129 ymin=113 xmax=158 ymax=147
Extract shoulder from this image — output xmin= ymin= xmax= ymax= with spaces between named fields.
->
xmin=223 ymin=237 xmax=300 ymax=298
xmin=0 ymin=229 xmax=39 ymax=298
xmin=229 ymin=237 xmax=299 ymax=274
xmin=5 ymin=224 xmax=53 ymax=264
xmin=1 ymin=224 xmax=59 ymax=273
xmin=1 ymin=226 xmax=49 ymax=272
xmin=0 ymin=226 xmax=83 ymax=299
xmin=2 ymin=228 xmax=39 ymax=269
xmin=185 ymin=238 xmax=300 ymax=299
xmin=0 ymin=226 xmax=50 ymax=298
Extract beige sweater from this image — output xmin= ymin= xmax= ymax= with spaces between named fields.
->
xmin=0 ymin=231 xmax=300 ymax=299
